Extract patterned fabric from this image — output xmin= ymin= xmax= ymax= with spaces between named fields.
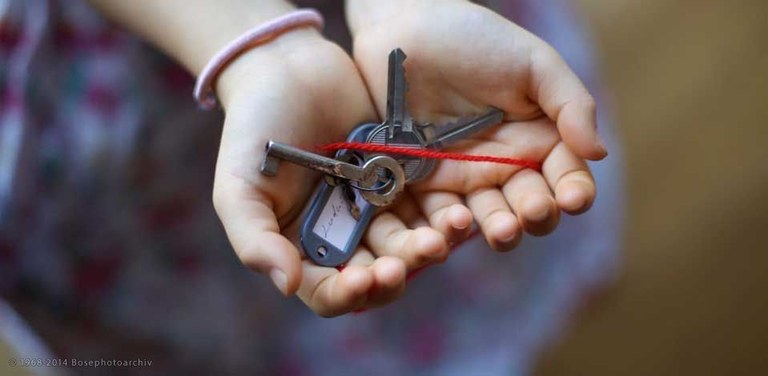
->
xmin=0 ymin=0 xmax=624 ymax=375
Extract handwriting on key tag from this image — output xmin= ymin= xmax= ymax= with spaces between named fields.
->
xmin=300 ymin=124 xmax=378 ymax=266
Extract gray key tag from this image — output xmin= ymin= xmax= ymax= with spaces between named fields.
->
xmin=300 ymin=178 xmax=376 ymax=267
xmin=300 ymin=123 xmax=379 ymax=267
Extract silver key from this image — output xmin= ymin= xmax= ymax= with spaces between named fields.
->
xmin=405 ymin=107 xmax=505 ymax=182
xmin=366 ymin=48 xmax=429 ymax=182
xmin=423 ymin=107 xmax=505 ymax=149
xmin=260 ymin=140 xmax=405 ymax=207
xmin=386 ymin=48 xmax=417 ymax=140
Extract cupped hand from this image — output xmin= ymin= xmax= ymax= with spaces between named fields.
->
xmin=348 ymin=0 xmax=604 ymax=250
xmin=212 ymin=30 xmax=450 ymax=316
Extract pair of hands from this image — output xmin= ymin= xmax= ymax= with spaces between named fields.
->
xmin=212 ymin=0 xmax=607 ymax=317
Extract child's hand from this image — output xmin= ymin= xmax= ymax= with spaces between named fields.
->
xmin=347 ymin=0 xmax=604 ymax=249
xmin=212 ymin=30 xmax=450 ymax=317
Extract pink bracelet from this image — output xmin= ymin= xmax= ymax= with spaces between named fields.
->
xmin=193 ymin=9 xmax=324 ymax=110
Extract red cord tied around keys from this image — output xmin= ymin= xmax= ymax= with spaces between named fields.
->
xmin=318 ymin=142 xmax=542 ymax=172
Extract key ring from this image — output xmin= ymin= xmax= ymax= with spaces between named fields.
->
xmin=358 ymin=155 xmax=405 ymax=207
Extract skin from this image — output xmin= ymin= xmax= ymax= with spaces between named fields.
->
xmin=87 ymin=0 xmax=606 ymax=317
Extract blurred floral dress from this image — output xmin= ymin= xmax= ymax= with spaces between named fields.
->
xmin=0 ymin=0 xmax=624 ymax=375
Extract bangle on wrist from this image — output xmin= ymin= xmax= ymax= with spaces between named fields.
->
xmin=193 ymin=9 xmax=324 ymax=110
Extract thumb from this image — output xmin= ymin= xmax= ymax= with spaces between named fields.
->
xmin=527 ymin=45 xmax=608 ymax=160
xmin=213 ymin=178 xmax=303 ymax=296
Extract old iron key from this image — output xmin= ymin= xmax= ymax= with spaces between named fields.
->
xmin=261 ymin=141 xmax=404 ymax=207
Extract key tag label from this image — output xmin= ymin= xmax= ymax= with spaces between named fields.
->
xmin=301 ymin=181 xmax=376 ymax=266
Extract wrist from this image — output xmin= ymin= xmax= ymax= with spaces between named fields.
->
xmin=215 ymin=29 xmax=331 ymax=111
xmin=183 ymin=2 xmax=300 ymax=75
xmin=345 ymin=0 xmax=408 ymax=36
xmin=88 ymin=0 xmax=300 ymax=75
xmin=345 ymin=0 xmax=466 ymax=36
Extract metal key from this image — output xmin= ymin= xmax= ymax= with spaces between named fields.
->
xmin=402 ymin=106 xmax=505 ymax=181
xmin=422 ymin=107 xmax=505 ymax=150
xmin=261 ymin=141 xmax=405 ymax=207
xmin=368 ymin=105 xmax=505 ymax=182
xmin=386 ymin=48 xmax=417 ymax=140
xmin=365 ymin=48 xmax=429 ymax=182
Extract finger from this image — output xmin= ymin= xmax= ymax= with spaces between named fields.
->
xmin=213 ymin=179 xmax=302 ymax=296
xmin=502 ymin=169 xmax=560 ymax=236
xmin=417 ymin=118 xmax=559 ymax=194
xmin=346 ymin=252 xmax=406 ymax=309
xmin=528 ymin=45 xmax=608 ymax=160
xmin=414 ymin=191 xmax=473 ymax=244
xmin=390 ymin=191 xmax=430 ymax=228
xmin=365 ymin=212 xmax=449 ymax=270
xmin=298 ymin=261 xmax=374 ymax=317
xmin=542 ymin=142 xmax=596 ymax=215
xmin=466 ymin=188 xmax=521 ymax=251
xmin=297 ymin=251 xmax=406 ymax=317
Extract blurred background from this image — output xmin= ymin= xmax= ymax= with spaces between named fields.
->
xmin=537 ymin=0 xmax=768 ymax=374
xmin=1 ymin=0 xmax=767 ymax=375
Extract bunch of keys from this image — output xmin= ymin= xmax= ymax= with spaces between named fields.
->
xmin=364 ymin=48 xmax=505 ymax=183
xmin=260 ymin=48 xmax=505 ymax=266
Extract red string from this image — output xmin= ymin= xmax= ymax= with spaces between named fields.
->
xmin=318 ymin=142 xmax=541 ymax=171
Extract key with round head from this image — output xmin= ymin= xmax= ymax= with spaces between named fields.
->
xmin=260 ymin=140 xmax=405 ymax=207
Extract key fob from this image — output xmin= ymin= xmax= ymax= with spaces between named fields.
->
xmin=300 ymin=123 xmax=379 ymax=267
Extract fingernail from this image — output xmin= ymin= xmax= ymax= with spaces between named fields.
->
xmin=596 ymin=135 xmax=609 ymax=156
xmin=500 ymin=232 xmax=517 ymax=244
xmin=269 ymin=268 xmax=288 ymax=295
xmin=453 ymin=219 xmax=470 ymax=230
xmin=497 ymin=233 xmax=518 ymax=252
xmin=450 ymin=205 xmax=472 ymax=230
